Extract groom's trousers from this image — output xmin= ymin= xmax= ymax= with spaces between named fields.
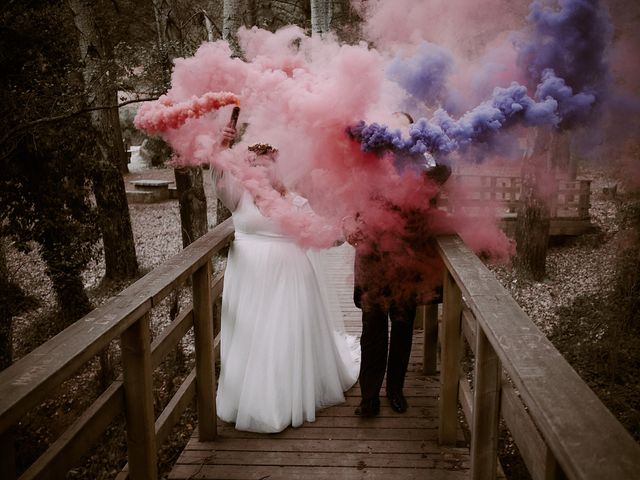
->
xmin=354 ymin=250 xmax=418 ymax=401
xmin=359 ymin=300 xmax=417 ymax=401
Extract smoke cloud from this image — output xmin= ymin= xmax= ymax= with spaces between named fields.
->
xmin=135 ymin=0 xmax=638 ymax=301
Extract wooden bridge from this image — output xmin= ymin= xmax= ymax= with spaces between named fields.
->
xmin=168 ymin=245 xmax=469 ymax=479
xmin=1 ymin=219 xmax=639 ymax=479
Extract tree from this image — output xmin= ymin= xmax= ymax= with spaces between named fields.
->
xmin=215 ymin=0 xmax=250 ymax=226
xmin=0 ymin=239 xmax=13 ymax=370
xmin=68 ymin=0 xmax=140 ymax=282
xmin=1 ymin=127 xmax=98 ymax=325
xmin=252 ymin=0 xmax=309 ymax=32
xmin=515 ymin=128 xmax=558 ymax=280
xmin=175 ymin=167 xmax=209 ymax=246
xmin=150 ymin=1 xmax=212 ymax=247
xmin=327 ymin=0 xmax=360 ymax=41
xmin=311 ymin=0 xmax=360 ymax=40
xmin=0 ymin=239 xmax=36 ymax=370
xmin=311 ymin=0 xmax=331 ymax=35
xmin=0 ymin=1 xmax=100 ymax=327
xmin=223 ymin=0 xmax=249 ymax=57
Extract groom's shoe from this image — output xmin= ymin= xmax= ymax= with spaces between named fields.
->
xmin=387 ymin=390 xmax=408 ymax=413
xmin=355 ymin=397 xmax=380 ymax=417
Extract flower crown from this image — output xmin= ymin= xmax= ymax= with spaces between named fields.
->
xmin=248 ymin=143 xmax=278 ymax=155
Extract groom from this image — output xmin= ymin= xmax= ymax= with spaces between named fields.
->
xmin=350 ymin=162 xmax=451 ymax=418
xmin=353 ymin=248 xmax=417 ymax=416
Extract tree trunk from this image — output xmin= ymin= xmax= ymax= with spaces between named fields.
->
xmin=515 ymin=128 xmax=557 ymax=281
xmin=70 ymin=1 xmax=128 ymax=174
xmin=218 ymin=0 xmax=250 ymax=225
xmin=69 ymin=0 xmax=139 ymax=281
xmin=152 ymin=3 xmax=212 ymax=245
xmin=223 ymin=0 xmax=248 ymax=58
xmin=0 ymin=239 xmax=14 ymax=370
xmin=39 ymin=227 xmax=94 ymax=327
xmin=256 ymin=0 xmax=307 ymax=30
xmin=91 ymin=163 xmax=139 ymax=279
xmin=311 ymin=0 xmax=332 ymax=35
xmin=216 ymin=198 xmax=233 ymax=226
xmin=151 ymin=0 xmax=173 ymax=88
xmin=203 ymin=10 xmax=215 ymax=42
xmin=175 ymin=168 xmax=209 ymax=247
xmin=330 ymin=0 xmax=351 ymax=24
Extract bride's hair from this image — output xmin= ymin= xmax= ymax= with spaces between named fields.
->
xmin=248 ymin=143 xmax=278 ymax=156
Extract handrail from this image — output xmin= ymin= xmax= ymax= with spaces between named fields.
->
xmin=435 ymin=234 xmax=640 ymax=479
xmin=0 ymin=218 xmax=233 ymax=433
xmin=3 ymin=221 xmax=637 ymax=479
xmin=0 ymin=218 xmax=234 ymax=479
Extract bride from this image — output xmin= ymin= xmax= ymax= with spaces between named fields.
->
xmin=214 ymin=133 xmax=360 ymax=433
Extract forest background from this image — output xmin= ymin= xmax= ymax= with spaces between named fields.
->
xmin=1 ymin=0 xmax=639 ymax=478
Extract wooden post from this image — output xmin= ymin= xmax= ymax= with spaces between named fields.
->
xmin=470 ymin=327 xmax=501 ymax=479
xmin=549 ymin=180 xmax=559 ymax=218
xmin=579 ymin=180 xmax=591 ymax=219
xmin=414 ymin=305 xmax=425 ymax=331
xmin=490 ymin=177 xmax=497 ymax=202
xmin=214 ymin=296 xmax=222 ymax=337
xmin=192 ymin=261 xmax=217 ymax=440
xmin=121 ymin=314 xmax=157 ymax=480
xmin=512 ymin=177 xmax=519 ymax=209
xmin=439 ymin=271 xmax=462 ymax=445
xmin=423 ymin=304 xmax=438 ymax=376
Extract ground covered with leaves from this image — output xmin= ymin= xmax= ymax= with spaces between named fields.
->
xmin=7 ymin=164 xmax=640 ymax=479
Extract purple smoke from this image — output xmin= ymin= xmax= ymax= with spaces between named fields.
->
xmin=347 ymin=80 xmax=564 ymax=160
xmin=386 ymin=42 xmax=453 ymax=107
xmin=516 ymin=0 xmax=611 ymax=127
xmin=536 ymin=68 xmax=596 ymax=123
xmin=349 ymin=0 xmax=612 ymax=159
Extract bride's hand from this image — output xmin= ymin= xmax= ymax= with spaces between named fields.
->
xmin=221 ymin=126 xmax=236 ymax=143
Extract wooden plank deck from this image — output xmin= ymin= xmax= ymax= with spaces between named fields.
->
xmin=169 ymin=245 xmax=471 ymax=479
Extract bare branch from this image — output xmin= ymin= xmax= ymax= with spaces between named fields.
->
xmin=0 ymin=97 xmax=159 ymax=150
xmin=202 ymin=9 xmax=222 ymax=37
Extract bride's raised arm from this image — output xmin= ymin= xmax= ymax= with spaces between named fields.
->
xmin=211 ymin=126 xmax=243 ymax=212
xmin=212 ymin=167 xmax=243 ymax=212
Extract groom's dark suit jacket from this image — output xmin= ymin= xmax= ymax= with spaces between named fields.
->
xmin=354 ymin=163 xmax=451 ymax=400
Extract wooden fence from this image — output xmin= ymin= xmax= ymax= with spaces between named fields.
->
xmin=434 ymin=235 xmax=640 ymax=479
xmin=1 ymin=219 xmax=639 ymax=479
xmin=442 ymin=175 xmax=592 ymax=236
xmin=0 ymin=219 xmax=234 ymax=480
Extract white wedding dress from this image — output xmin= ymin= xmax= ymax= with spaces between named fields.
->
xmin=216 ymin=189 xmax=360 ymax=433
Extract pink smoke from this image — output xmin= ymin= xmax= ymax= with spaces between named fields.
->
xmin=135 ymin=26 xmax=393 ymax=243
xmin=134 ymin=92 xmax=239 ymax=134
xmin=356 ymin=0 xmax=527 ymax=55
xmin=135 ymin=24 xmax=516 ymax=300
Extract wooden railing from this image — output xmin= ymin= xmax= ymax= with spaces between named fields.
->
xmin=2 ymin=219 xmax=639 ymax=480
xmin=443 ymin=175 xmax=591 ymax=217
xmin=440 ymin=175 xmax=593 ymax=235
xmin=0 ymin=218 xmax=235 ymax=480
xmin=434 ymin=235 xmax=640 ymax=479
